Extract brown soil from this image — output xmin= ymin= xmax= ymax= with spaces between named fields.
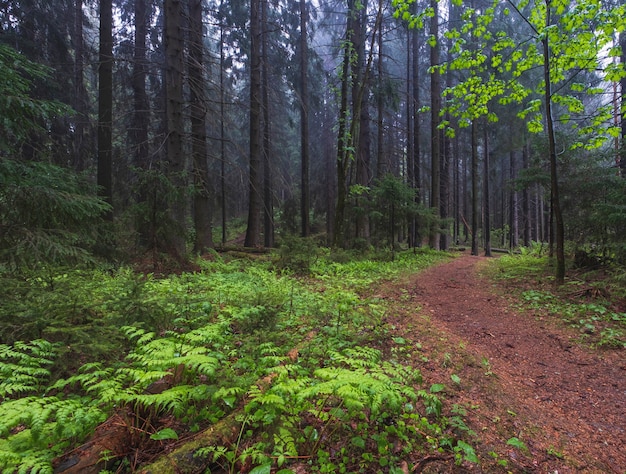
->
xmin=380 ymin=252 xmax=626 ymax=473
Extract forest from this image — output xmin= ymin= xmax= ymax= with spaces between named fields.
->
xmin=1 ymin=0 xmax=626 ymax=472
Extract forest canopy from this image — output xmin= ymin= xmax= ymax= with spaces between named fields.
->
xmin=1 ymin=0 xmax=625 ymax=272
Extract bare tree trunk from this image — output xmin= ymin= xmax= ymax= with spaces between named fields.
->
xmin=73 ymin=0 xmax=89 ymax=172
xmin=429 ymin=0 xmax=441 ymax=250
xmin=471 ymin=120 xmax=479 ymax=256
xmin=412 ymin=0 xmax=422 ymax=247
xmin=164 ymin=0 xmax=187 ymax=258
xmin=522 ymin=140 xmax=531 ymax=246
xmin=483 ymin=126 xmax=491 ymax=257
xmin=219 ymin=1 xmax=227 ymax=245
xmin=190 ymin=0 xmax=213 ymax=253
xmin=262 ymin=0 xmax=274 ymax=248
xmin=300 ymin=0 xmax=310 ymax=237
xmin=542 ymin=3 xmax=565 ymax=283
xmin=98 ymin=0 xmax=113 ymax=223
xmin=245 ymin=0 xmax=263 ymax=247
xmin=509 ymin=149 xmax=519 ymax=249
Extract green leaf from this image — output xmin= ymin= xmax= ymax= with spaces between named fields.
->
xmin=150 ymin=428 xmax=179 ymax=441
xmin=507 ymin=437 xmax=528 ymax=451
xmin=451 ymin=374 xmax=461 ymax=385
xmin=249 ymin=464 xmax=272 ymax=474
xmin=430 ymin=383 xmax=445 ymax=393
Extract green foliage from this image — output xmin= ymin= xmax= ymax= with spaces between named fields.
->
xmin=0 ymin=159 xmax=111 ymax=271
xmin=0 ymin=250 xmax=475 ymax=473
xmin=0 ymin=44 xmax=71 ymax=152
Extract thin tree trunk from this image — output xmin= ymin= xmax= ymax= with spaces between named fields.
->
xmin=219 ymin=1 xmax=227 ymax=245
xmin=429 ymin=0 xmax=441 ymax=250
xmin=522 ymin=141 xmax=531 ymax=246
xmin=483 ymin=126 xmax=491 ymax=257
xmin=98 ymin=0 xmax=113 ymax=222
xmin=300 ymin=0 xmax=310 ymax=237
xmin=245 ymin=0 xmax=263 ymax=247
xmin=543 ymin=3 xmax=565 ymax=283
xmin=164 ymin=0 xmax=187 ymax=258
xmin=412 ymin=0 xmax=421 ymax=247
xmin=262 ymin=0 xmax=274 ymax=248
xmin=190 ymin=0 xmax=213 ymax=253
xmin=73 ymin=0 xmax=88 ymax=172
xmin=471 ymin=120 xmax=479 ymax=256
xmin=509 ymin=150 xmax=519 ymax=249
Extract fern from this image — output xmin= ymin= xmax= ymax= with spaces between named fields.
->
xmin=0 ymin=340 xmax=57 ymax=399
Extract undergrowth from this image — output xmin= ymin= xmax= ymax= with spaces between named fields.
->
xmin=0 ymin=247 xmax=480 ymax=473
xmin=489 ymin=246 xmax=626 ymax=348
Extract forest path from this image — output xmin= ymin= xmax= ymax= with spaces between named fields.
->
xmin=379 ymin=252 xmax=626 ymax=473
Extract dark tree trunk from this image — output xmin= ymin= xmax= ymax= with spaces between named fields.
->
xmin=471 ymin=120 xmax=479 ymax=256
xmin=73 ymin=0 xmax=89 ymax=172
xmin=245 ymin=0 xmax=263 ymax=247
xmin=219 ymin=0 xmax=227 ymax=245
xmin=522 ymin=140 xmax=531 ymax=246
xmin=412 ymin=7 xmax=422 ymax=247
xmin=333 ymin=0 xmax=355 ymax=247
xmin=164 ymin=0 xmax=187 ymax=258
xmin=429 ymin=0 xmax=441 ymax=250
xmin=543 ymin=4 xmax=565 ymax=284
xmin=262 ymin=0 xmax=274 ymax=248
xmin=509 ymin=150 xmax=519 ymax=249
xmin=621 ymin=30 xmax=626 ymax=177
xmin=483 ymin=126 xmax=491 ymax=257
xmin=133 ymin=0 xmax=152 ymax=248
xmin=300 ymin=0 xmax=310 ymax=237
xmin=190 ymin=0 xmax=213 ymax=254
xmin=98 ymin=0 xmax=113 ymax=221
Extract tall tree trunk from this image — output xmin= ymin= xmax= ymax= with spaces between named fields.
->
xmin=133 ymin=0 xmax=151 ymax=248
xmin=483 ymin=126 xmax=491 ymax=257
xmin=300 ymin=0 xmax=310 ymax=237
xmin=245 ymin=0 xmax=263 ymax=247
xmin=262 ymin=0 xmax=274 ymax=248
xmin=522 ymin=140 xmax=531 ymax=246
xmin=471 ymin=120 xmax=479 ymax=256
xmin=98 ymin=0 xmax=113 ymax=222
xmin=333 ymin=0 xmax=356 ymax=247
xmin=73 ymin=0 xmax=88 ymax=172
xmin=543 ymin=3 xmax=565 ymax=284
xmin=190 ymin=0 xmax=213 ymax=253
xmin=412 ymin=0 xmax=421 ymax=247
xmin=429 ymin=0 xmax=441 ymax=250
xmin=376 ymin=20 xmax=386 ymax=178
xmin=509 ymin=150 xmax=519 ymax=249
xmin=620 ymin=30 xmax=626 ymax=178
xmin=164 ymin=0 xmax=187 ymax=258
xmin=219 ymin=0 xmax=227 ymax=245
xmin=353 ymin=0 xmax=371 ymax=244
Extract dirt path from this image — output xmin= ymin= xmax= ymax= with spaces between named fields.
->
xmin=382 ymin=252 xmax=626 ymax=473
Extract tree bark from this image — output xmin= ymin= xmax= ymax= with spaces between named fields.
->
xmin=471 ymin=120 xmax=479 ymax=256
xmin=300 ymin=0 xmax=310 ymax=237
xmin=245 ymin=0 xmax=263 ymax=247
xmin=543 ymin=3 xmax=565 ymax=284
xmin=262 ymin=0 xmax=274 ymax=248
xmin=98 ymin=0 xmax=113 ymax=222
xmin=429 ymin=0 xmax=441 ymax=250
xmin=190 ymin=0 xmax=214 ymax=254
xmin=483 ymin=126 xmax=491 ymax=257
xmin=164 ymin=0 xmax=187 ymax=258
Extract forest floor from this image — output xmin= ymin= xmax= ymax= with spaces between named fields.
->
xmin=376 ymin=251 xmax=626 ymax=473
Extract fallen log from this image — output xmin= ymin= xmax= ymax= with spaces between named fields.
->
xmin=137 ymin=412 xmax=242 ymax=474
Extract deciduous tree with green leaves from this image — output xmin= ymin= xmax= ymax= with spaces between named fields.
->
xmin=394 ymin=0 xmax=626 ymax=284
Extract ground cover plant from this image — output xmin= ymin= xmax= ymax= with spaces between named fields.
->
xmin=0 ymin=247 xmax=483 ymax=473
xmin=489 ymin=245 xmax=626 ymax=349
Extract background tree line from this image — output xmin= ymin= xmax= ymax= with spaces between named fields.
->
xmin=2 ymin=0 xmax=626 ymax=278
